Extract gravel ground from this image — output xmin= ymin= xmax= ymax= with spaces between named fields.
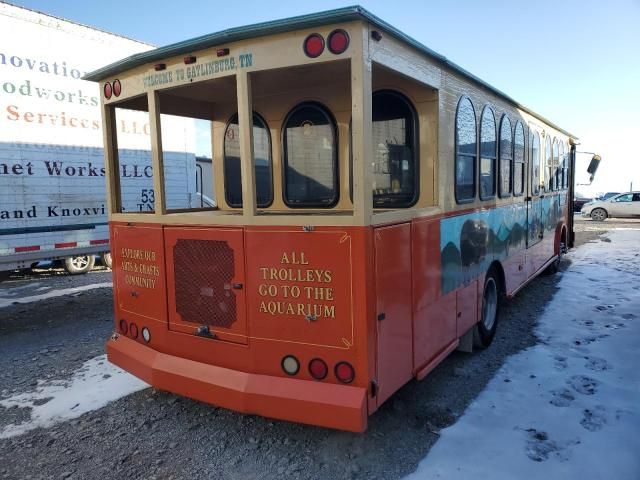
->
xmin=0 ymin=219 xmax=633 ymax=480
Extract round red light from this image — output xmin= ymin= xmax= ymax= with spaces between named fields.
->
xmin=335 ymin=362 xmax=355 ymax=383
xmin=303 ymin=33 xmax=325 ymax=58
xmin=328 ymin=29 xmax=349 ymax=55
xmin=119 ymin=319 xmax=128 ymax=335
xmin=309 ymin=358 xmax=328 ymax=380
xmin=112 ymin=79 xmax=121 ymax=97
xmin=129 ymin=322 xmax=139 ymax=339
xmin=103 ymin=82 xmax=112 ymax=99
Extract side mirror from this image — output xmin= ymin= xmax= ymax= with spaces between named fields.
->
xmin=586 ymin=154 xmax=601 ymax=182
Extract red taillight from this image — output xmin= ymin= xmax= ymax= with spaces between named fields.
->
xmin=154 ymin=63 xmax=166 ymax=71
xmin=335 ymin=362 xmax=355 ymax=383
xmin=303 ymin=33 xmax=324 ymax=58
xmin=327 ymin=29 xmax=349 ymax=54
xmin=129 ymin=322 xmax=139 ymax=339
xmin=183 ymin=55 xmax=197 ymax=64
xmin=112 ymin=79 xmax=121 ymax=97
xmin=309 ymin=358 xmax=328 ymax=380
xmin=119 ymin=319 xmax=128 ymax=335
xmin=103 ymin=82 xmax=112 ymax=99
xmin=216 ymin=48 xmax=229 ymax=57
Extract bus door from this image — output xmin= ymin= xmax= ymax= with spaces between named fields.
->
xmin=374 ymin=223 xmax=413 ymax=406
xmin=163 ymin=227 xmax=248 ymax=345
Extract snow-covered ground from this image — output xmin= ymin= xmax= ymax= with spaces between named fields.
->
xmin=0 ymin=282 xmax=112 ymax=308
xmin=406 ymin=229 xmax=640 ymax=479
xmin=0 ymin=354 xmax=148 ymax=438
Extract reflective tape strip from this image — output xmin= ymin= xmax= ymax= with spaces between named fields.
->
xmin=15 ymin=245 xmax=41 ymax=253
xmin=90 ymin=239 xmax=109 ymax=245
xmin=55 ymin=242 xmax=78 ymax=249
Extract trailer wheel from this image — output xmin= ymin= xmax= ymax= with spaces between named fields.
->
xmin=102 ymin=252 xmax=113 ymax=269
xmin=473 ymin=272 xmax=499 ymax=349
xmin=64 ymin=255 xmax=95 ymax=275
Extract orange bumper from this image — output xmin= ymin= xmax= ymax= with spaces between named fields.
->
xmin=107 ymin=335 xmax=368 ymax=432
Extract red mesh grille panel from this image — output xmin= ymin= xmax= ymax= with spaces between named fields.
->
xmin=173 ymin=239 xmax=237 ymax=328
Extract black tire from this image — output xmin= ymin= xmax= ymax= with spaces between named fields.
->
xmin=102 ymin=252 xmax=113 ymax=269
xmin=545 ymin=239 xmax=566 ymax=275
xmin=473 ymin=272 xmax=500 ymax=349
xmin=64 ymin=255 xmax=95 ymax=275
xmin=590 ymin=208 xmax=607 ymax=221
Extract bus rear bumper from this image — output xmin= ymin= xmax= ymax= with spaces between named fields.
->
xmin=107 ymin=334 xmax=368 ymax=432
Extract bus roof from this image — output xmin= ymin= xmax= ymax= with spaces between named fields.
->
xmin=84 ymin=5 xmax=576 ymax=139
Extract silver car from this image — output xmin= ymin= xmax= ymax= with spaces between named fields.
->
xmin=581 ymin=192 xmax=640 ymax=221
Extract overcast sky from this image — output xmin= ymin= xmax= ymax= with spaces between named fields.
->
xmin=10 ymin=0 xmax=640 ymax=195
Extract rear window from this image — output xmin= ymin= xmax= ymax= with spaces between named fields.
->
xmin=282 ymin=103 xmax=338 ymax=207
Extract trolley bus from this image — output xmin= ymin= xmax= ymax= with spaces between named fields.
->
xmin=87 ymin=6 xmax=579 ymax=432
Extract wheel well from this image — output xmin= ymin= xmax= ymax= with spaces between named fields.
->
xmin=487 ymin=261 xmax=506 ymax=296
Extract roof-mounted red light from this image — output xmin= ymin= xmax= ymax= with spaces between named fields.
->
xmin=184 ymin=55 xmax=197 ymax=64
xmin=216 ymin=48 xmax=229 ymax=57
xmin=327 ymin=29 xmax=349 ymax=54
xmin=335 ymin=361 xmax=355 ymax=383
xmin=154 ymin=63 xmax=166 ymax=71
xmin=103 ymin=82 xmax=112 ymax=99
xmin=309 ymin=358 xmax=328 ymax=380
xmin=112 ymin=79 xmax=121 ymax=97
xmin=303 ymin=33 xmax=325 ymax=58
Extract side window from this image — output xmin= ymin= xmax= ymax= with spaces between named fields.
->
xmin=552 ymin=139 xmax=559 ymax=191
xmin=513 ymin=121 xmax=525 ymax=196
xmin=479 ymin=106 xmax=497 ymax=199
xmin=498 ymin=114 xmax=512 ymax=198
xmin=371 ymin=90 xmax=418 ymax=208
xmin=224 ymin=112 xmax=273 ymax=208
xmin=558 ymin=141 xmax=565 ymax=190
xmin=531 ymin=131 xmax=540 ymax=196
xmin=282 ymin=102 xmax=338 ymax=207
xmin=615 ymin=194 xmax=633 ymax=202
xmin=632 ymin=193 xmax=640 ymax=202
xmin=455 ymin=97 xmax=477 ymax=203
xmin=544 ymin=136 xmax=552 ymax=192
xmin=564 ymin=142 xmax=570 ymax=189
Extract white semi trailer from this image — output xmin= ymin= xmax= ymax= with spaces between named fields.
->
xmin=0 ymin=3 xmax=201 ymax=274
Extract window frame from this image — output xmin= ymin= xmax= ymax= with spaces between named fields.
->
xmin=454 ymin=96 xmax=477 ymax=204
xmin=531 ymin=130 xmax=541 ymax=196
xmin=479 ymin=105 xmax=497 ymax=200
xmin=544 ymin=135 xmax=552 ymax=192
xmin=498 ymin=114 xmax=513 ymax=198
xmin=513 ymin=121 xmax=526 ymax=197
xmin=281 ymin=101 xmax=339 ymax=209
xmin=370 ymin=89 xmax=420 ymax=209
xmin=223 ymin=111 xmax=274 ymax=209
xmin=552 ymin=138 xmax=559 ymax=192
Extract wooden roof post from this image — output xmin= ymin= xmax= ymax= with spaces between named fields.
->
xmin=237 ymin=71 xmax=257 ymax=219
xmin=100 ymin=101 xmax=120 ymax=215
xmin=148 ymin=90 xmax=167 ymax=215
xmin=351 ymin=24 xmax=373 ymax=226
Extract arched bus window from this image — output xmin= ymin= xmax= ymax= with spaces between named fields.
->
xmin=531 ymin=131 xmax=541 ymax=195
xmin=513 ymin=121 xmax=525 ymax=196
xmin=282 ymin=102 xmax=338 ymax=207
xmin=552 ymin=138 xmax=559 ymax=191
xmin=544 ymin=136 xmax=552 ymax=192
xmin=498 ymin=114 xmax=512 ymax=198
xmin=563 ymin=142 xmax=570 ymax=189
xmin=224 ymin=112 xmax=273 ymax=208
xmin=557 ymin=141 xmax=565 ymax=190
xmin=371 ymin=90 xmax=418 ymax=208
xmin=455 ymin=96 xmax=476 ymax=203
xmin=479 ymin=106 xmax=497 ymax=199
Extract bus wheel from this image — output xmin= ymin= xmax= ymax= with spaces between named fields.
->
xmin=102 ymin=252 xmax=113 ymax=269
xmin=64 ymin=255 xmax=95 ymax=275
xmin=590 ymin=208 xmax=607 ymax=221
xmin=473 ymin=272 xmax=499 ymax=349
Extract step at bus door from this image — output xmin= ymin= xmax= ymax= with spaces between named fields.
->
xmin=374 ymin=224 xmax=413 ymax=406
xmin=164 ymin=227 xmax=248 ymax=345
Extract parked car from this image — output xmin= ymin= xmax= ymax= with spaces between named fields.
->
xmin=581 ymin=192 xmax=640 ymax=220
xmin=573 ymin=196 xmax=593 ymax=212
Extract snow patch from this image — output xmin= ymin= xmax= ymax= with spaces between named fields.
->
xmin=0 ymin=282 xmax=112 ymax=308
xmin=0 ymin=354 xmax=148 ymax=438
xmin=405 ymin=230 xmax=640 ymax=479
